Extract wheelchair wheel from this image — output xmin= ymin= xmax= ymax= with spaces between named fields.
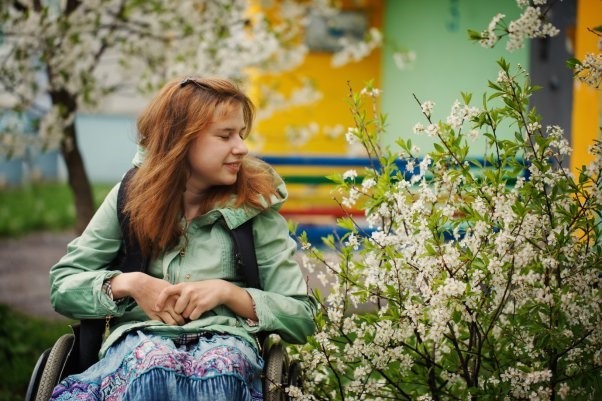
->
xmin=34 ymin=333 xmax=75 ymax=401
xmin=25 ymin=349 xmax=51 ymax=401
xmin=263 ymin=342 xmax=287 ymax=401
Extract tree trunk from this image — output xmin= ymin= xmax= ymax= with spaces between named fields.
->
xmin=50 ymin=89 xmax=95 ymax=234
xmin=61 ymin=122 xmax=95 ymax=234
xmin=60 ymin=121 xmax=95 ymax=234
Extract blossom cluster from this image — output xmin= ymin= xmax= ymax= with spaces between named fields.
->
xmin=479 ymin=1 xmax=601 ymax=89
xmin=573 ymin=52 xmax=602 ymax=88
xmin=331 ymin=27 xmax=382 ymax=68
xmin=292 ymin=63 xmax=602 ymax=400
xmin=478 ymin=1 xmax=559 ymax=51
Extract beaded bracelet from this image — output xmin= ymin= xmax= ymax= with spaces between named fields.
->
xmin=101 ymin=279 xmax=114 ymax=300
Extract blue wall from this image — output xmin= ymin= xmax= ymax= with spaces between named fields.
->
xmin=0 ymin=113 xmax=138 ymax=186
xmin=75 ymin=114 xmax=138 ymax=183
xmin=381 ymin=0 xmax=528 ymax=156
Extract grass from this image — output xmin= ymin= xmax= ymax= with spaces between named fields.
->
xmin=0 ymin=182 xmax=110 ymax=399
xmin=0 ymin=182 xmax=113 ymax=238
xmin=0 ymin=304 xmax=72 ymax=401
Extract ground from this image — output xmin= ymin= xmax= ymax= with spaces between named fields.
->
xmin=0 ymin=231 xmax=75 ymax=320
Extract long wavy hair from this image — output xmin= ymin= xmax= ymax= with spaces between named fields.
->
xmin=124 ymin=76 xmax=280 ymax=257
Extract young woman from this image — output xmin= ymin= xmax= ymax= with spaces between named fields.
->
xmin=49 ymin=77 xmax=317 ymax=400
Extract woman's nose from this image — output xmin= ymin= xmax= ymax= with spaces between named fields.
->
xmin=232 ymin=136 xmax=248 ymax=155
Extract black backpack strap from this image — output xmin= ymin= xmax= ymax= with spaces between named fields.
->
xmin=115 ymin=167 xmax=149 ymax=273
xmin=79 ymin=167 xmax=148 ymax=371
xmin=229 ymin=219 xmax=261 ymax=289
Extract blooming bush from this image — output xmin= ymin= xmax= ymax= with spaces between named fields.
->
xmin=291 ymin=59 xmax=601 ymax=400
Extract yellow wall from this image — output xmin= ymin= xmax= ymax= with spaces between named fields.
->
xmin=571 ymin=0 xmax=601 ymax=174
xmin=251 ymin=0 xmax=383 ymax=155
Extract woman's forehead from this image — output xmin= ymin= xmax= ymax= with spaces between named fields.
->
xmin=210 ymin=101 xmax=244 ymax=121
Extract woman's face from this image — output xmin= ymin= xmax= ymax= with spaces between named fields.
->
xmin=186 ymin=102 xmax=248 ymax=193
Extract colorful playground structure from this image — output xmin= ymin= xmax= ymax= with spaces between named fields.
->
xmin=260 ymin=154 xmax=368 ymax=246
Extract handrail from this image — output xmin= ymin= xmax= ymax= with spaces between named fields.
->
xmin=259 ymin=155 xmax=530 ymax=178
xmin=259 ymin=155 xmax=374 ymax=167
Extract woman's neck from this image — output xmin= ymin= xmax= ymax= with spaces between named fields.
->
xmin=182 ymin=188 xmax=207 ymax=222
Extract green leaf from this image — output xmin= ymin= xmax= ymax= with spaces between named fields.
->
xmin=467 ymin=29 xmax=483 ymax=40
xmin=566 ymin=58 xmax=582 ymax=69
xmin=461 ymin=91 xmax=473 ymax=104
xmin=337 ymin=216 xmax=356 ymax=231
xmin=497 ymin=57 xmax=509 ymax=72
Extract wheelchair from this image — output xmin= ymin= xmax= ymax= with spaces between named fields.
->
xmin=26 ymin=324 xmax=302 ymax=401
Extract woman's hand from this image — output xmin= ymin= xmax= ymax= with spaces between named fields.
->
xmin=110 ymin=272 xmax=186 ymax=325
xmin=155 ymin=279 xmax=257 ymax=322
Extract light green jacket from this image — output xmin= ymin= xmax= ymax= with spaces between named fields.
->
xmin=49 ymin=157 xmax=317 ymax=358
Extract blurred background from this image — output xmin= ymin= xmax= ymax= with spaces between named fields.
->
xmin=0 ymin=0 xmax=599 ymax=399
xmin=1 ymin=0 xmax=599 ymax=234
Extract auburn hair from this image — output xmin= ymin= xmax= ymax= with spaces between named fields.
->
xmin=124 ymin=76 xmax=280 ymax=257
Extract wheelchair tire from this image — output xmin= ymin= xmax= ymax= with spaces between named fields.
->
xmin=25 ymin=348 xmax=51 ymax=401
xmin=263 ymin=342 xmax=287 ymax=401
xmin=34 ymin=333 xmax=75 ymax=401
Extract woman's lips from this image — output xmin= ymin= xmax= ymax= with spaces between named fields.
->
xmin=224 ymin=162 xmax=241 ymax=173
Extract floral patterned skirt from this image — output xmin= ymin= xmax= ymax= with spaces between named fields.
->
xmin=50 ymin=331 xmax=263 ymax=401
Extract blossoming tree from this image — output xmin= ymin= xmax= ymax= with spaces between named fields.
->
xmin=291 ymin=2 xmax=601 ymax=400
xmin=0 ymin=0 xmax=367 ymax=232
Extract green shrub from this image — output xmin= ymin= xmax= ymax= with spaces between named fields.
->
xmin=0 ymin=183 xmax=112 ymax=237
xmin=0 ymin=304 xmax=71 ymax=401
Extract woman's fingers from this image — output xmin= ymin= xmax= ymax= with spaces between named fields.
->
xmin=155 ymin=308 xmax=185 ymax=326
xmin=174 ymin=290 xmax=191 ymax=315
xmin=154 ymin=281 xmax=225 ymax=321
xmin=183 ymin=303 xmax=196 ymax=319
xmin=167 ymin=309 xmax=186 ymax=326
xmin=154 ymin=284 xmax=180 ymax=311
xmin=159 ymin=311 xmax=177 ymax=325
xmin=189 ymin=306 xmax=204 ymax=321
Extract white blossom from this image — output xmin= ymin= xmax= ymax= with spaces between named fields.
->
xmin=343 ymin=169 xmax=357 ymax=181
xmin=331 ymin=27 xmax=382 ymax=68
xmin=421 ymin=100 xmax=435 ymax=118
xmin=574 ymin=52 xmax=602 ymax=88
xmin=413 ymin=122 xmax=426 ymax=135
xmin=345 ymin=127 xmax=360 ymax=144
xmin=362 ymin=179 xmax=376 ymax=193
xmin=392 ymin=50 xmax=416 ymax=70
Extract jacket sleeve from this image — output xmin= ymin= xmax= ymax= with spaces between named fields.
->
xmin=49 ymin=183 xmax=130 ymax=319
xmin=243 ymin=209 xmax=318 ymax=344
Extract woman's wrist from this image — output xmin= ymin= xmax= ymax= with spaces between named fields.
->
xmin=109 ymin=272 xmax=141 ymax=299
xmin=221 ymin=281 xmax=258 ymax=322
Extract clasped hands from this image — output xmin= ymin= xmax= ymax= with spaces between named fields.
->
xmin=111 ymin=272 xmax=256 ymax=326
xmin=133 ymin=276 xmax=227 ymax=326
